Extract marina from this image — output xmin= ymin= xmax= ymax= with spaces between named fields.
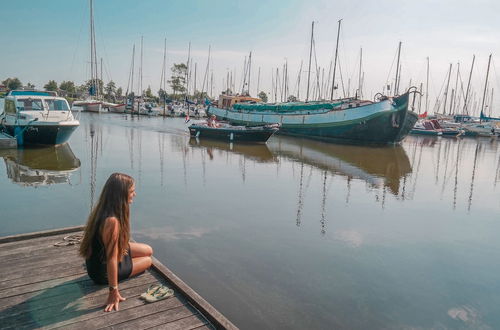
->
xmin=1 ymin=0 xmax=500 ymax=328
xmin=1 ymin=112 xmax=500 ymax=328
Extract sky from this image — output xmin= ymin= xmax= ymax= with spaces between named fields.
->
xmin=1 ymin=0 xmax=499 ymax=115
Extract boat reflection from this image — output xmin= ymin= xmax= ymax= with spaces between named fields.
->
xmin=188 ymin=138 xmax=277 ymax=163
xmin=268 ymin=136 xmax=412 ymax=195
xmin=0 ymin=144 xmax=81 ymax=186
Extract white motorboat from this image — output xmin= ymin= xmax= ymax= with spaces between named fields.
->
xmin=0 ymin=90 xmax=80 ymax=145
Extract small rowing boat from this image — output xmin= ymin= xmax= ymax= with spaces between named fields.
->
xmin=188 ymin=123 xmax=279 ymax=143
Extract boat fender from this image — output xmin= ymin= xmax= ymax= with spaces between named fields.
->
xmin=391 ymin=113 xmax=400 ymax=128
xmin=230 ymin=132 xmax=234 ymax=141
xmin=196 ymin=131 xmax=200 ymax=138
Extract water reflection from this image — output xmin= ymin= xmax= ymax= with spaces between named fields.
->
xmin=188 ymin=138 xmax=276 ymax=163
xmin=0 ymin=144 xmax=80 ymax=186
xmin=268 ymin=136 xmax=412 ymax=196
xmin=404 ymin=135 xmax=500 ymax=211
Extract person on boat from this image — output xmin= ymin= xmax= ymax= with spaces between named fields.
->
xmin=79 ymin=173 xmax=153 ymax=312
xmin=207 ymin=114 xmax=220 ymax=128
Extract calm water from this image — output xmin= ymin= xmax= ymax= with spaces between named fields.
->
xmin=1 ymin=111 xmax=500 ymax=329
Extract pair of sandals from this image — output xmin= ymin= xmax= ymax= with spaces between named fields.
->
xmin=140 ymin=284 xmax=174 ymax=303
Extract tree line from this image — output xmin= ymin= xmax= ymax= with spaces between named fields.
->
xmin=2 ymin=63 xmax=271 ymax=103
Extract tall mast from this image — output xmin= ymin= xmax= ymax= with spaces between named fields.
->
xmin=306 ymin=21 xmax=314 ymax=102
xmin=210 ymin=71 xmax=213 ymax=98
xmin=186 ymin=42 xmax=191 ymax=97
xmin=418 ymin=82 xmax=423 ymax=114
xmin=358 ymin=47 xmax=362 ymax=98
xmin=241 ymin=56 xmax=247 ymax=94
xmin=297 ymin=60 xmax=303 ymax=100
xmin=450 ymin=62 xmax=460 ymax=114
xmin=425 ymin=57 xmax=429 ymax=114
xmin=480 ymin=54 xmax=492 ymax=121
xmin=201 ymin=45 xmax=211 ymax=96
xmin=161 ymin=38 xmax=167 ymax=92
xmin=489 ymin=88 xmax=494 ymax=117
xmin=89 ymin=0 xmax=96 ymax=97
xmin=140 ymin=36 xmax=143 ymax=97
xmin=162 ymin=38 xmax=167 ymax=115
xmin=193 ymin=62 xmax=197 ymax=96
xmin=394 ymin=41 xmax=402 ymax=96
xmin=248 ymin=51 xmax=252 ymax=96
xmin=442 ymin=63 xmax=452 ymax=114
xmin=256 ymin=66 xmax=261 ymax=96
xmin=330 ymin=19 xmax=342 ymax=100
xmin=463 ymin=55 xmax=475 ymax=115
xmin=130 ymin=45 xmax=135 ymax=98
xmin=100 ymin=57 xmax=103 ymax=97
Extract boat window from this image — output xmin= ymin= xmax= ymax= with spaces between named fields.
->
xmin=45 ymin=99 xmax=70 ymax=110
xmin=5 ymin=100 xmax=16 ymax=114
xmin=16 ymin=98 xmax=44 ymax=111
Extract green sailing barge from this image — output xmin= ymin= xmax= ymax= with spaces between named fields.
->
xmin=207 ymin=91 xmax=418 ymax=145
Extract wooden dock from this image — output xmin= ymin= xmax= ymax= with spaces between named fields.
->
xmin=0 ymin=226 xmax=237 ymax=330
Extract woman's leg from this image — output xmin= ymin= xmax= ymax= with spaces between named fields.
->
xmin=129 ymin=242 xmax=153 ymax=277
xmin=129 ymin=242 xmax=153 ymax=258
xmin=130 ymin=256 xmax=152 ymax=277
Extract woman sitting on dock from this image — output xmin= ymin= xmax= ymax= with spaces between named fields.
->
xmin=79 ymin=173 xmax=153 ymax=312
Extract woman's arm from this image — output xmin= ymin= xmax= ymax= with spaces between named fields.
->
xmin=102 ymin=217 xmax=126 ymax=312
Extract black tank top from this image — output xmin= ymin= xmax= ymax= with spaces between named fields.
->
xmin=85 ymin=219 xmax=132 ymax=284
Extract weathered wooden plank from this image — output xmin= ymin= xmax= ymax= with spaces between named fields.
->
xmin=1 ymin=280 xmax=164 ymax=329
xmin=0 ymin=226 xmax=84 ymax=244
xmin=0 ymin=250 xmax=81 ymax=277
xmin=99 ymin=304 xmax=197 ymax=330
xmin=1 ymin=243 xmax=79 ymax=262
xmin=0 ymin=233 xmax=80 ymax=254
xmin=0 ymin=253 xmax=82 ymax=281
xmin=152 ymin=257 xmax=238 ymax=330
xmin=0 ymin=273 xmax=158 ymax=320
xmin=145 ymin=314 xmax=208 ymax=330
xmin=0 ymin=263 xmax=86 ymax=290
xmin=0 ymin=242 xmax=79 ymax=262
xmin=45 ymin=296 xmax=186 ymax=330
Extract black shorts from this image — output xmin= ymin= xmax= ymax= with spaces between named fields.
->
xmin=86 ymin=247 xmax=133 ymax=285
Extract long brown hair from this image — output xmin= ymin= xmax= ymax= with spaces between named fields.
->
xmin=79 ymin=173 xmax=134 ymax=261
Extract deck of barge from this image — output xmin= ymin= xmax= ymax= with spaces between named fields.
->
xmin=0 ymin=226 xmax=236 ymax=329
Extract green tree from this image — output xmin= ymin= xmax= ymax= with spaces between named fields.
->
xmin=116 ymin=87 xmax=123 ymax=99
xmin=105 ymin=81 xmax=117 ymax=101
xmin=168 ymin=63 xmax=187 ymax=97
xmin=145 ymin=85 xmax=153 ymax=99
xmin=2 ymin=77 xmax=22 ymax=90
xmin=59 ymin=81 xmax=76 ymax=94
xmin=26 ymin=82 xmax=36 ymax=90
xmin=44 ymin=80 xmax=58 ymax=91
xmin=258 ymin=91 xmax=268 ymax=103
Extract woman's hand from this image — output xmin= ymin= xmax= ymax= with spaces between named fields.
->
xmin=104 ymin=289 xmax=126 ymax=312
